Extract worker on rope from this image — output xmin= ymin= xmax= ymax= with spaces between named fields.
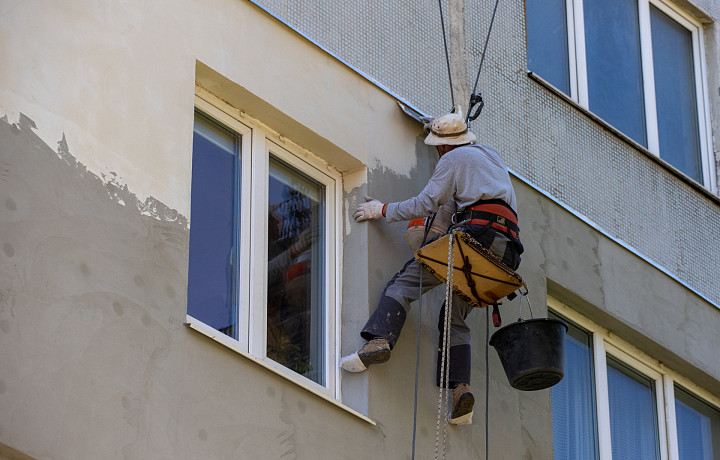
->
xmin=341 ymin=111 xmax=523 ymax=425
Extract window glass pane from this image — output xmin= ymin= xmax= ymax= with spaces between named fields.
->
xmin=607 ymin=356 xmax=660 ymax=460
xmin=267 ymin=157 xmax=325 ymax=385
xmin=187 ymin=113 xmax=240 ymax=340
xmin=675 ymin=386 xmax=720 ymax=460
xmin=550 ymin=312 xmax=599 ymax=460
xmin=584 ymin=0 xmax=647 ymax=146
xmin=526 ymin=0 xmax=571 ymax=94
xmin=650 ymin=6 xmax=703 ymax=182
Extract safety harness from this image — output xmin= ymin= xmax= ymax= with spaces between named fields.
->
xmin=455 ymin=199 xmax=519 ymax=240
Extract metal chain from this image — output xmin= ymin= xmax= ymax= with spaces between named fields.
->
xmin=434 ymin=233 xmax=455 ymax=460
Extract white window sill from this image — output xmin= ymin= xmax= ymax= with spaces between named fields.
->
xmin=185 ymin=317 xmax=375 ymax=426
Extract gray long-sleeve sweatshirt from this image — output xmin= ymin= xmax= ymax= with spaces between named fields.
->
xmin=384 ymin=143 xmax=516 ymax=223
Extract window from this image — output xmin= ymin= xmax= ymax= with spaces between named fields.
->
xmin=266 ymin=157 xmax=326 ymax=384
xmin=674 ymin=385 xmax=720 ymax=460
xmin=526 ymin=0 xmax=714 ymax=188
xmin=187 ymin=93 xmax=340 ymax=397
xmin=550 ymin=313 xmax=599 ymax=460
xmin=188 ymin=113 xmax=241 ymax=340
xmin=606 ymin=357 xmax=660 ymax=459
xmin=549 ymin=298 xmax=720 ymax=460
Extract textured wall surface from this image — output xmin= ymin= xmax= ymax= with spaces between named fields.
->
xmin=251 ymin=0 xmax=720 ymax=307
xmin=2 ymin=0 xmax=720 ymax=458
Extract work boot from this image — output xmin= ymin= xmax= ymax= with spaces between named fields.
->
xmin=449 ymin=383 xmax=474 ymax=425
xmin=340 ymin=338 xmax=391 ymax=372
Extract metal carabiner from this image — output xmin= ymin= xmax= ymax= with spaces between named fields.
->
xmin=467 ymin=92 xmax=485 ymax=122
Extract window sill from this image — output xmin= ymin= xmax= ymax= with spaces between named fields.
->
xmin=526 ymin=71 xmax=720 ymax=205
xmin=185 ymin=317 xmax=376 ymax=426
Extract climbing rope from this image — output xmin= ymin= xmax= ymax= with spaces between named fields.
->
xmin=466 ymin=0 xmax=503 ymax=124
xmin=485 ymin=306 xmax=491 ymax=460
xmin=408 ymin=0 xmax=506 ymax=455
xmin=434 ymin=232 xmax=455 ymax=460
xmin=411 ymin=214 xmax=438 ymax=460
xmin=438 ymin=0 xmax=455 ymax=109
xmin=411 ymin=257 xmax=424 ymax=460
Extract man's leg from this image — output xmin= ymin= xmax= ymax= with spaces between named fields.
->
xmin=341 ymin=258 xmax=441 ymax=372
xmin=435 ymin=294 xmax=476 ymax=425
xmin=436 ymin=295 xmax=474 ymax=388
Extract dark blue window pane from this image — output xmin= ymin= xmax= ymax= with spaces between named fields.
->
xmin=651 ymin=6 xmax=703 ymax=182
xmin=266 ymin=157 xmax=325 ymax=385
xmin=550 ymin=316 xmax=599 ymax=459
xmin=675 ymin=386 xmax=720 ymax=460
xmin=584 ymin=0 xmax=647 ymax=146
xmin=607 ymin=357 xmax=660 ymax=460
xmin=187 ymin=113 xmax=240 ymax=340
xmin=526 ymin=0 xmax=571 ymax=94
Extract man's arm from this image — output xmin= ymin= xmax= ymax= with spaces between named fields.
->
xmin=383 ymin=155 xmax=456 ymax=222
xmin=352 ymin=151 xmax=460 ymax=223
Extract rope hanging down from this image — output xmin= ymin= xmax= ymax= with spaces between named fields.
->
xmin=410 ymin=250 xmax=425 ymax=460
xmin=411 ymin=214 xmax=437 ymax=460
xmin=434 ymin=232 xmax=455 ymax=460
xmin=409 ymin=1 xmax=505 ymax=457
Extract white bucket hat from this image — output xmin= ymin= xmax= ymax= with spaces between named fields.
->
xmin=424 ymin=111 xmax=477 ymax=146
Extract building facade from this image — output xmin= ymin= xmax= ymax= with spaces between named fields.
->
xmin=1 ymin=0 xmax=719 ymax=458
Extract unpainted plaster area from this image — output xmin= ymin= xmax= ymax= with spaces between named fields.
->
xmin=0 ymin=113 xmax=187 ymax=227
xmin=0 ymin=114 xmax=190 ymax=458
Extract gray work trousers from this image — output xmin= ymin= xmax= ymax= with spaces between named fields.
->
xmin=385 ymin=257 xmax=475 ymax=347
xmin=360 ymin=226 xmax=522 ymax=386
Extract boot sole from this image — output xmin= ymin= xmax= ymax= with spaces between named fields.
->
xmin=450 ymin=393 xmax=475 ymax=425
xmin=359 ymin=348 xmax=391 ymax=367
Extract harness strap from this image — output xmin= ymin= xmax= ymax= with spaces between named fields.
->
xmin=456 ymin=199 xmax=520 ymax=239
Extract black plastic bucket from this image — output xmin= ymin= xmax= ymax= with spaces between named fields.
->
xmin=489 ymin=318 xmax=568 ymax=391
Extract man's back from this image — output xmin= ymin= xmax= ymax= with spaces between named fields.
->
xmin=386 ymin=143 xmax=516 ymax=221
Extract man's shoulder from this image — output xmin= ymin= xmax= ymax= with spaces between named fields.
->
xmin=446 ymin=143 xmax=498 ymax=159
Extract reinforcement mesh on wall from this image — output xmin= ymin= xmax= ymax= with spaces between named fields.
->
xmin=250 ymin=0 xmax=720 ymax=307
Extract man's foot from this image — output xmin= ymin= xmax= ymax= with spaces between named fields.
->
xmin=449 ymin=383 xmax=474 ymax=425
xmin=340 ymin=338 xmax=391 ymax=372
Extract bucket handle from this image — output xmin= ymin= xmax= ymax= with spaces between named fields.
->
xmin=516 ymin=283 xmax=534 ymax=321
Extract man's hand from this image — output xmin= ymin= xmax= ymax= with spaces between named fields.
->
xmin=353 ymin=196 xmax=385 ymax=222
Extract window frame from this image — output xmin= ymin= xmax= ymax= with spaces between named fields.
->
xmin=538 ymin=0 xmax=715 ymax=191
xmin=187 ymin=90 xmax=343 ymax=400
xmin=549 ymin=297 xmax=720 ymax=460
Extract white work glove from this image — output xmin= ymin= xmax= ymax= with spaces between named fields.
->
xmin=353 ymin=196 xmax=385 ymax=222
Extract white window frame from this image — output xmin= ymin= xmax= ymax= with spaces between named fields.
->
xmin=559 ymin=0 xmax=715 ymax=191
xmin=187 ymin=89 xmax=343 ymax=401
xmin=550 ymin=296 xmax=720 ymax=460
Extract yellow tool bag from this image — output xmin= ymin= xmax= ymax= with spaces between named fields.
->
xmin=414 ymin=231 xmax=523 ymax=308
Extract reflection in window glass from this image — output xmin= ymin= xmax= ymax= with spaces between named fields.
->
xmin=675 ymin=386 xmax=720 ymax=460
xmin=650 ymin=6 xmax=702 ymax=182
xmin=187 ymin=113 xmax=240 ymax=340
xmin=607 ymin=356 xmax=660 ymax=460
xmin=526 ymin=0 xmax=570 ymax=94
xmin=584 ymin=0 xmax=647 ymax=146
xmin=550 ymin=313 xmax=599 ymax=459
xmin=266 ymin=157 xmax=325 ymax=385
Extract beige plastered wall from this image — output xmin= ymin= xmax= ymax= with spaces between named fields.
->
xmin=0 ymin=0 xmax=421 ymax=218
xmin=2 ymin=0 xmax=720 ymax=459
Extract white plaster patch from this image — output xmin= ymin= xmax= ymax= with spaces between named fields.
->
xmin=342 ymin=168 xmax=368 ymax=236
